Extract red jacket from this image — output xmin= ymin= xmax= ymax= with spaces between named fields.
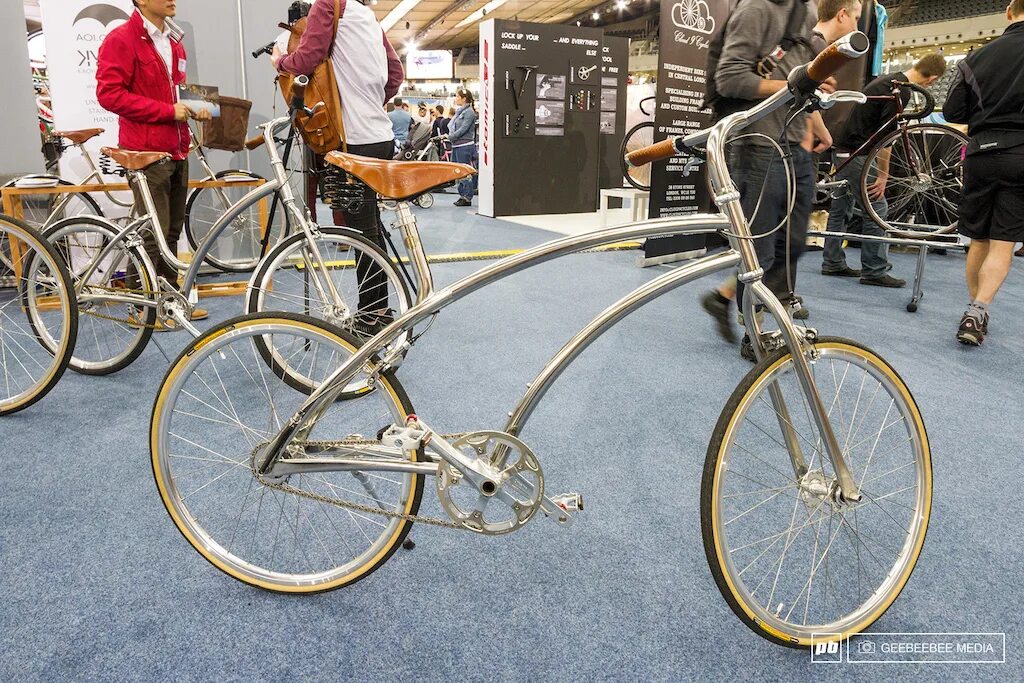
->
xmin=96 ymin=11 xmax=190 ymax=159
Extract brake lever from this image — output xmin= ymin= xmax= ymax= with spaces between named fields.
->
xmin=302 ymin=101 xmax=326 ymax=117
xmin=806 ymin=89 xmax=869 ymax=112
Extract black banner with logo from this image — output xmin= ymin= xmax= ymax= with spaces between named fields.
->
xmin=646 ymin=0 xmax=730 ymax=261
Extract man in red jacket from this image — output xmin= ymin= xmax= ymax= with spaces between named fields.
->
xmin=96 ymin=0 xmax=209 ymax=320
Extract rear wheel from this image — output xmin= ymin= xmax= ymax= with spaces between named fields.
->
xmin=1 ymin=177 xmax=102 ymax=269
xmin=150 ymin=312 xmax=424 ymax=592
xmin=860 ymin=124 xmax=968 ymax=239
xmin=702 ymin=337 xmax=931 ymax=647
xmin=620 ymin=122 xmax=654 ymax=191
xmin=184 ymin=171 xmax=289 ymax=273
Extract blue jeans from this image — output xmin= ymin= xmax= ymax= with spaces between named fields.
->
xmin=731 ymin=145 xmax=815 ymax=310
xmin=822 ymin=154 xmax=891 ymax=279
xmin=452 ymin=144 xmax=475 ymax=200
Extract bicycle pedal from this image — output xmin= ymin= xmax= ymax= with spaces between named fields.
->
xmin=543 ymin=493 xmax=583 ymax=527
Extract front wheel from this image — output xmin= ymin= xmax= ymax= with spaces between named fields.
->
xmin=701 ymin=337 xmax=931 ymax=648
xmin=151 ymin=312 xmax=425 ymax=592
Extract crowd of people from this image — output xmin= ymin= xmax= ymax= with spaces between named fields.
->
xmin=699 ymin=0 xmax=1024 ymax=355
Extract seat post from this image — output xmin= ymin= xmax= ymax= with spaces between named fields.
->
xmin=394 ymin=202 xmax=434 ymax=304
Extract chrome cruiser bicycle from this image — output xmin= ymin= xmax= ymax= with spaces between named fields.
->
xmin=149 ymin=35 xmax=932 ymax=648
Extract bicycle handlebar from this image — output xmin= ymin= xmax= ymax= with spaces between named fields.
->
xmin=290 ymin=74 xmax=309 ymax=112
xmin=252 ymin=41 xmax=275 ymax=59
xmin=245 ymin=133 xmax=266 ymax=151
xmin=896 ymin=81 xmax=936 ymax=121
xmin=624 ymin=31 xmax=870 ymax=169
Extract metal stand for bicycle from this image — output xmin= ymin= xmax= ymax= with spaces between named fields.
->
xmin=815 ymin=228 xmax=964 ymax=312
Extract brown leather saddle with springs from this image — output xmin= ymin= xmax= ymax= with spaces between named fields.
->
xmin=100 ymin=147 xmax=171 ymax=171
xmin=324 ymin=152 xmax=476 ymax=201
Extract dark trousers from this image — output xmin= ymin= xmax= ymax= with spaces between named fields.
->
xmin=129 ymin=158 xmax=188 ymax=283
xmin=331 ymin=140 xmax=394 ymax=312
xmin=732 ymin=145 xmax=815 ymax=310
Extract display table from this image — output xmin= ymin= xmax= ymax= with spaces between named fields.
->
xmin=600 ymin=188 xmax=649 ymax=226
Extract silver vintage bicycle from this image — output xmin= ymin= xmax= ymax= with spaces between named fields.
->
xmin=149 ymin=35 xmax=932 ymax=648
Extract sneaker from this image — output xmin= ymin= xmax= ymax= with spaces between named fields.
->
xmin=190 ymin=307 xmax=209 ymax=321
xmin=740 ymin=334 xmax=757 ymax=363
xmin=957 ymin=312 xmax=987 ymax=346
xmin=1015 ymin=246 xmax=1024 ymax=258
xmin=860 ymin=274 xmax=906 ymax=288
xmin=454 ymin=198 xmax=472 ymax=207
xmin=822 ymin=266 xmax=861 ymax=277
xmin=352 ymin=310 xmax=395 ymax=339
xmin=700 ymin=290 xmax=737 ymax=343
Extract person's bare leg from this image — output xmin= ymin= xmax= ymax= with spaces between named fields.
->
xmin=965 ymin=238 xmax=990 ymax=301
xmin=975 ymin=239 xmax=1016 ymax=304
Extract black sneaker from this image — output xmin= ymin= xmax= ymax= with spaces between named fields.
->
xmin=860 ymin=274 xmax=907 ymax=288
xmin=740 ymin=334 xmax=757 ymax=363
xmin=454 ymin=198 xmax=472 ymax=207
xmin=956 ymin=313 xmax=987 ymax=346
xmin=352 ymin=310 xmax=395 ymax=339
xmin=700 ymin=290 xmax=737 ymax=343
xmin=822 ymin=266 xmax=861 ymax=277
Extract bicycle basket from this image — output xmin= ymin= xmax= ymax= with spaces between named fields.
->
xmin=199 ymin=96 xmax=252 ymax=152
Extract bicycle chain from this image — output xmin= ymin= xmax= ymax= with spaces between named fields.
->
xmin=73 ymin=283 xmax=173 ymax=330
xmin=253 ymin=433 xmax=472 ymax=530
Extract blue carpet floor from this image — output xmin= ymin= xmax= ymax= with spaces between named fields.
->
xmin=1 ymin=202 xmax=1021 ymax=681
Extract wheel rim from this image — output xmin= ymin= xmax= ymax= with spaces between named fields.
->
xmin=0 ymin=220 xmax=74 ymax=412
xmin=868 ymin=126 xmax=966 ymax=238
xmin=152 ymin=318 xmax=419 ymax=590
xmin=188 ymin=177 xmax=286 ymax=271
xmin=621 ymin=122 xmax=654 ymax=191
xmin=709 ymin=343 xmax=930 ymax=644
xmin=39 ymin=221 xmax=152 ymax=372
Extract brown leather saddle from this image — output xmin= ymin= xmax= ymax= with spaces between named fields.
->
xmin=54 ymin=128 xmax=104 ymax=144
xmin=325 ymin=152 xmax=476 ymax=200
xmin=100 ymin=147 xmax=171 ymax=171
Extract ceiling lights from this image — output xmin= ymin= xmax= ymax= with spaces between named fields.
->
xmin=456 ymin=0 xmax=512 ymax=28
xmin=381 ymin=0 xmax=422 ymax=32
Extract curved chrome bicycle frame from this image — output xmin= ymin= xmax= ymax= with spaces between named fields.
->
xmin=253 ymin=86 xmax=862 ymax=503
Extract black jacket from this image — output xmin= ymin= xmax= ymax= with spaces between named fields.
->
xmin=944 ymin=21 xmax=1024 ymax=154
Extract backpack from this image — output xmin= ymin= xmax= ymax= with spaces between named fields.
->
xmin=277 ymin=0 xmax=347 ymax=154
xmin=703 ymin=0 xmax=810 ymax=121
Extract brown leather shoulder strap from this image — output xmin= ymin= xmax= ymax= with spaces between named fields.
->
xmin=332 ymin=0 xmax=346 ymax=152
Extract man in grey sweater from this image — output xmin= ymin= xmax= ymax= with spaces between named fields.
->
xmin=700 ymin=0 xmax=856 ymax=361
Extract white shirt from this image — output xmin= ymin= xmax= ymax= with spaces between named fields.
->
xmin=140 ymin=11 xmax=173 ymax=76
xmin=280 ymin=2 xmax=394 ymax=145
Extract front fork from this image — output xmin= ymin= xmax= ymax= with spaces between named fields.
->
xmin=741 ymin=277 xmax=860 ymax=501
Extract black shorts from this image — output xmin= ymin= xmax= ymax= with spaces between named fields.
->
xmin=959 ymin=147 xmax=1024 ymax=242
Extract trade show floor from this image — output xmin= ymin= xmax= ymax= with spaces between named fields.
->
xmin=2 ymin=204 xmax=1021 ymax=681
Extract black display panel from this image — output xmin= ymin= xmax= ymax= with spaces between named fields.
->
xmin=647 ymin=0 xmax=730 ymax=258
xmin=598 ymin=36 xmax=630 ymax=191
xmin=479 ymin=20 xmax=604 ymax=217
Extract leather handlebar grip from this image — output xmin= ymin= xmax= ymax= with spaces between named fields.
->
xmin=244 ymin=134 xmax=266 ymax=151
xmin=806 ymin=31 xmax=870 ymax=83
xmin=290 ymin=74 xmax=309 ymax=111
xmin=625 ymin=138 xmax=678 ymax=168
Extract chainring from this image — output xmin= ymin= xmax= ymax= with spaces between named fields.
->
xmin=435 ymin=430 xmax=544 ymax=535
